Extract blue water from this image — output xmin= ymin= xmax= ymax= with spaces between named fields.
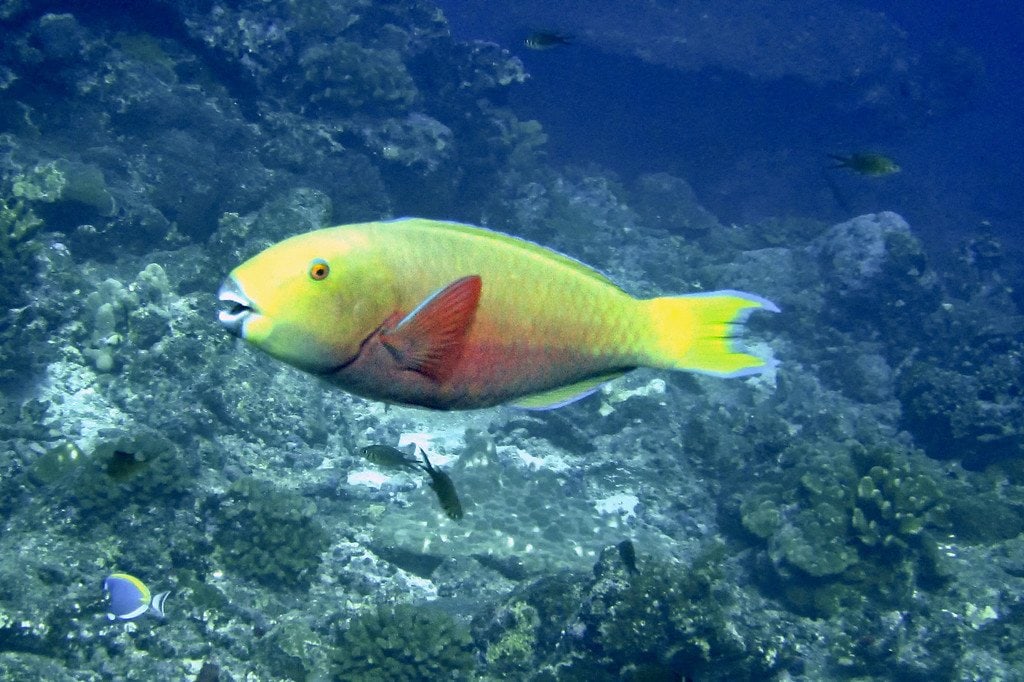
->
xmin=440 ymin=0 xmax=1024 ymax=258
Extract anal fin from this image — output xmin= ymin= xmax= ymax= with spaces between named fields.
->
xmin=511 ymin=371 xmax=626 ymax=410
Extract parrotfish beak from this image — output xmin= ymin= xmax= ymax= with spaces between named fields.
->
xmin=217 ymin=276 xmax=255 ymax=338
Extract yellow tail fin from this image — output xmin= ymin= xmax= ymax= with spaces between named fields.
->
xmin=643 ymin=290 xmax=778 ymax=377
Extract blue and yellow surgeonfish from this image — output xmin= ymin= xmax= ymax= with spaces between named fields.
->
xmin=103 ymin=573 xmax=169 ymax=621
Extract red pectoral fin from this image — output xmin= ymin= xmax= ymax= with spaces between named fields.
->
xmin=380 ymin=275 xmax=482 ymax=381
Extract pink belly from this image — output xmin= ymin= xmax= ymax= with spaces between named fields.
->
xmin=331 ymin=333 xmax=627 ymax=409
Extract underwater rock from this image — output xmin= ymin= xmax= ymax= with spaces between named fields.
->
xmin=29 ymin=13 xmax=90 ymax=65
xmin=810 ymin=212 xmax=942 ymax=349
xmin=261 ymin=618 xmax=327 ymax=681
xmin=360 ymin=113 xmax=453 ymax=171
xmin=366 ymin=543 xmax=446 ymax=580
xmin=207 ymin=188 xmax=335 ymax=266
xmin=812 ymin=212 xmax=923 ymax=296
xmin=0 ymin=0 xmax=32 ymax=21
xmin=23 ymin=426 xmax=196 ymax=527
xmin=831 ymin=348 xmax=895 ymax=403
xmin=299 ymin=39 xmax=418 ymax=111
xmin=632 ymin=172 xmax=724 ymax=237
xmin=472 ymin=553 xmax=531 ymax=581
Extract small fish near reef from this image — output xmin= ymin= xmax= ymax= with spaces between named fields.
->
xmin=417 ymin=449 xmax=464 ymax=520
xmin=617 ymin=539 xmax=639 ymax=575
xmin=525 ymin=30 xmax=572 ymax=50
xmin=103 ymin=573 xmax=169 ymax=621
xmin=359 ymin=444 xmax=420 ymax=471
xmin=106 ymin=450 xmax=145 ymax=481
xmin=218 ymin=218 xmax=778 ymax=410
xmin=828 ymin=152 xmax=900 ymax=176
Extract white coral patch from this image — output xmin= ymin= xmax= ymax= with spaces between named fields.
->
xmin=594 ymin=492 xmax=640 ymax=521
xmin=346 ymin=470 xmax=391 ymax=488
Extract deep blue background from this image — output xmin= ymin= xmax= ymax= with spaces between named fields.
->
xmin=438 ymin=1 xmax=1023 ymax=265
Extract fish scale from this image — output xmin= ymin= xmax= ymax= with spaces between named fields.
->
xmin=375 ymin=224 xmax=645 ymax=363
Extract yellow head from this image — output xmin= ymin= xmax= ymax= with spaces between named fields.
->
xmin=217 ymin=226 xmax=392 ymax=374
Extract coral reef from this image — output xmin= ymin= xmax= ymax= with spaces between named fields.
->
xmin=0 ymin=195 xmax=41 ymax=262
xmin=331 ymin=604 xmax=475 ymax=681
xmin=0 ymin=159 xmax=46 ymax=306
xmin=566 ymin=545 xmax=793 ymax=679
xmin=210 ymin=477 xmax=330 ymax=589
xmin=739 ymin=440 xmax=949 ymax=616
xmin=298 ymin=39 xmax=418 ymax=112
xmin=896 ymin=306 xmax=1024 ymax=472
xmin=481 ymin=599 xmax=540 ymax=673
xmin=475 ymin=545 xmax=799 ymax=680
xmin=0 ymin=0 xmax=1021 ymax=678
xmin=81 ymin=277 xmax=135 ymax=373
xmin=24 ymin=427 xmax=197 ymax=527
xmin=11 ymin=159 xmax=115 ymax=217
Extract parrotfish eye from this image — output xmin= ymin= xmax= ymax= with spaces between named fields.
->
xmin=309 ymin=258 xmax=330 ymax=281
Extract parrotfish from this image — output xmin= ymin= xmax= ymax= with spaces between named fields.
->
xmin=103 ymin=572 xmax=169 ymax=620
xmin=218 ymin=218 xmax=777 ymax=410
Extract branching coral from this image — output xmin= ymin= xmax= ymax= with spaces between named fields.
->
xmin=739 ymin=441 xmax=949 ymax=615
xmin=211 ymin=477 xmax=330 ymax=589
xmin=0 ymin=196 xmax=42 ymax=261
xmin=852 ymin=464 xmax=942 ymax=549
xmin=331 ymin=604 xmax=475 ymax=681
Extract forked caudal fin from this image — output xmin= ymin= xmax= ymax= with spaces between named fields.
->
xmin=643 ymin=290 xmax=779 ymax=377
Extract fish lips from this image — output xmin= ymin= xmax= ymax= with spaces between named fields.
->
xmin=217 ymin=276 xmax=256 ymax=338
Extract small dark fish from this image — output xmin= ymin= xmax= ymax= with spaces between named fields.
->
xmin=472 ymin=553 xmax=531 ymax=581
xmin=828 ymin=152 xmax=900 ymax=176
xmin=617 ymin=539 xmax=639 ymax=575
xmin=418 ymin=451 xmax=464 ymax=520
xmin=359 ymin=444 xmax=420 ymax=471
xmin=194 ymin=661 xmax=221 ymax=682
xmin=525 ymin=31 xmax=572 ymax=50
xmin=106 ymin=450 xmax=145 ymax=480
xmin=367 ymin=543 xmax=445 ymax=579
